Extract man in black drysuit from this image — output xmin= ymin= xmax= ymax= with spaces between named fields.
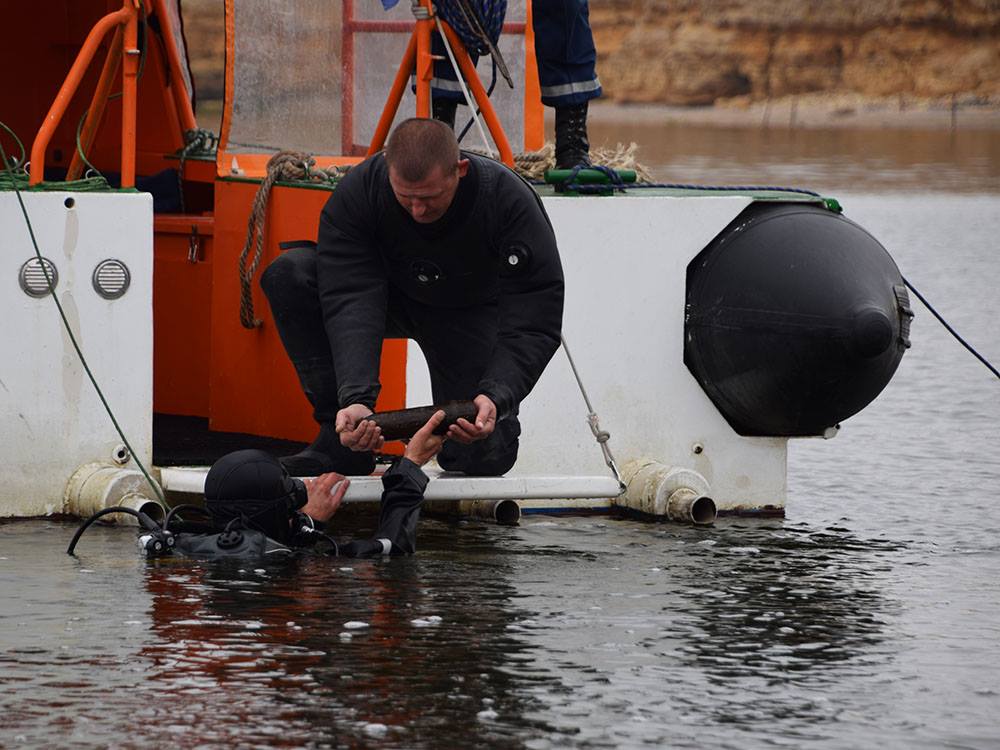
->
xmin=261 ymin=117 xmax=564 ymax=477
xmin=173 ymin=411 xmax=448 ymax=559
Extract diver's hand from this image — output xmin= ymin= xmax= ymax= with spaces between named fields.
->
xmin=404 ymin=410 xmax=447 ymax=467
xmin=447 ymin=394 xmax=496 ymax=444
xmin=302 ymin=472 xmax=350 ymax=523
xmin=336 ymin=404 xmax=384 ymax=452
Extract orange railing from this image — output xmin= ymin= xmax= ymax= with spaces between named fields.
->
xmin=343 ymin=0 xmax=526 ymax=165
xmin=29 ymin=0 xmax=140 ymax=187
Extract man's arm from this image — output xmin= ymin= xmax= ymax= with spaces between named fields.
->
xmin=315 ymin=171 xmax=387 ymax=411
xmin=477 ymin=176 xmax=565 ymax=420
xmin=340 ymin=411 xmax=445 ymax=557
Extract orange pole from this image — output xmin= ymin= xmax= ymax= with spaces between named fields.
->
xmin=367 ymin=33 xmax=418 ymax=156
xmin=439 ymin=22 xmax=514 ymax=166
xmin=414 ymin=0 xmax=434 ymax=118
xmin=121 ymin=1 xmax=140 ymax=188
xmin=29 ymin=5 xmax=131 ymax=185
xmin=523 ymin=0 xmax=544 ymax=151
xmin=66 ymin=27 xmax=124 ymax=182
xmin=153 ymin=0 xmax=197 ymax=132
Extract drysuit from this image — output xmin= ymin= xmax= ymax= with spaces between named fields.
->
xmin=262 ymin=151 xmax=564 ymax=476
xmin=172 ymin=457 xmax=429 ymax=560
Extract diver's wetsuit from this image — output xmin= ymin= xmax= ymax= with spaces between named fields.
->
xmin=173 ymin=458 xmax=429 ymax=559
xmin=262 ymin=152 xmax=564 ymax=476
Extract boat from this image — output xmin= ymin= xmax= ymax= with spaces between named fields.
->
xmin=0 ymin=0 xmax=912 ymax=526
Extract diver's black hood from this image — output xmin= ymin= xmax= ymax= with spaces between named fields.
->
xmin=204 ymin=449 xmax=307 ymax=542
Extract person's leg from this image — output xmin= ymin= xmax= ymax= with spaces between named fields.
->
xmin=260 ymin=248 xmax=376 ymax=476
xmin=409 ymin=302 xmax=520 ymax=476
xmin=532 ymin=0 xmax=602 ymax=168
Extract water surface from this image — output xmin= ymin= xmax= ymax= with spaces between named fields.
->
xmin=2 ymin=128 xmax=999 ymax=749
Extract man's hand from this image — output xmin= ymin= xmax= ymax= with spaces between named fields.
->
xmin=336 ymin=404 xmax=384 ymax=452
xmin=446 ymin=394 xmax=496 ymax=444
xmin=404 ymin=410 xmax=447 ymax=467
xmin=301 ymin=472 xmax=350 ymax=523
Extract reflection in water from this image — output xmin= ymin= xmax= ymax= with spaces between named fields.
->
xmin=139 ymin=525 xmax=558 ymax=748
xmin=591 ymin=121 xmax=1000 ymax=194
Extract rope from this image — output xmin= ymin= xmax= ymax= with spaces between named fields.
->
xmin=238 ymin=151 xmax=348 ymax=329
xmin=0 ymin=122 xmax=110 ymax=192
xmin=176 ymin=128 xmax=218 ymax=213
xmin=560 ymin=334 xmax=626 ymax=493
xmin=436 ymin=0 xmax=505 ymax=56
xmin=904 ymin=277 xmax=999 ymax=380
xmin=0 ymin=129 xmax=165 ymax=505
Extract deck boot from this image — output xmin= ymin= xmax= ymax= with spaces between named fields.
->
xmin=279 ymin=423 xmax=375 ymax=477
xmin=554 ymin=102 xmax=592 ymax=170
xmin=432 ymin=97 xmax=458 ymax=130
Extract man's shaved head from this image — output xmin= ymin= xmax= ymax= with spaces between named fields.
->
xmin=385 ymin=118 xmax=461 ymax=182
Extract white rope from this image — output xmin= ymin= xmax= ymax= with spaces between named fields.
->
xmin=434 ymin=15 xmax=495 ymax=158
xmin=560 ymin=334 xmax=626 ymax=492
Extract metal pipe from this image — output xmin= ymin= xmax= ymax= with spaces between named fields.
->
xmin=29 ymin=4 xmax=132 ymax=185
xmin=66 ymin=27 xmax=123 ymax=181
xmin=438 ymin=20 xmax=514 ymax=166
xmin=617 ymin=459 xmax=717 ymax=525
xmin=120 ymin=2 xmax=140 ymax=188
xmin=423 ymin=498 xmax=521 ymax=525
xmin=367 ymin=34 xmax=418 ymax=156
xmin=65 ymin=464 xmax=166 ymax=526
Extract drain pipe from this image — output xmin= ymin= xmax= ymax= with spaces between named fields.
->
xmin=423 ymin=498 xmax=522 ymax=526
xmin=617 ymin=459 xmax=717 ymax=525
xmin=65 ymin=463 xmax=166 ymax=525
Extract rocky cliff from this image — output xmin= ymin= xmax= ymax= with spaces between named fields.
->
xmin=589 ymin=0 xmax=1000 ymax=104
xmin=180 ymin=0 xmax=1000 ymax=106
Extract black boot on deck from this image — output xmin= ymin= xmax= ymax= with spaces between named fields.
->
xmin=554 ymin=102 xmax=592 ymax=170
xmin=279 ymin=423 xmax=375 ymax=477
xmin=432 ymin=98 xmax=458 ymax=129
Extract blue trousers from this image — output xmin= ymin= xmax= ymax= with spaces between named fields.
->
xmin=431 ymin=0 xmax=601 ymax=107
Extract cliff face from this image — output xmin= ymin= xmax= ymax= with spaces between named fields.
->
xmin=589 ymin=0 xmax=1000 ymax=104
xmin=180 ymin=0 xmax=1000 ymax=106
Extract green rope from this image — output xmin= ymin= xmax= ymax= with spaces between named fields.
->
xmin=1 ymin=127 xmax=165 ymax=506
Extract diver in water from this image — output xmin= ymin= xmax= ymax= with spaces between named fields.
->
xmin=181 ymin=409 xmax=447 ymax=559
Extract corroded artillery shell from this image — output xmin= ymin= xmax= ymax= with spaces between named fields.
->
xmin=364 ymin=401 xmax=478 ymax=441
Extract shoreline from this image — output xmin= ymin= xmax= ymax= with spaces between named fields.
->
xmin=586 ymin=96 xmax=1000 ymax=132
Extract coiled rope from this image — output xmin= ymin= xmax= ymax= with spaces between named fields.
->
xmin=238 ymin=151 xmax=348 ymax=328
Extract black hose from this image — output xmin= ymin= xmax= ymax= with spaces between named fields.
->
xmin=67 ymin=506 xmax=160 ymax=556
xmin=164 ymin=503 xmax=212 ymax=530
xmin=457 ymin=58 xmax=498 ymax=145
xmin=904 ymin=276 xmax=999 ymax=380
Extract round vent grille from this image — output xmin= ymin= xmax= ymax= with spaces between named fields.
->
xmin=92 ymin=259 xmax=131 ymax=300
xmin=19 ymin=257 xmax=58 ymax=298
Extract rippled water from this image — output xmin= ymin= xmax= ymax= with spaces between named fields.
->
xmin=2 ymin=130 xmax=999 ymax=748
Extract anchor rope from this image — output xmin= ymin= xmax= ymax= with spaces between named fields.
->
xmin=903 ymin=276 xmax=999 ymax=380
xmin=560 ymin=334 xmax=627 ymax=494
xmin=238 ymin=150 xmax=348 ymax=329
xmin=0 ymin=130 xmax=166 ymax=506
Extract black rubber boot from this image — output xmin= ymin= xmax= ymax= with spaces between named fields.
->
xmin=432 ymin=98 xmax=458 ymax=129
xmin=554 ymin=102 xmax=592 ymax=170
xmin=279 ymin=423 xmax=375 ymax=477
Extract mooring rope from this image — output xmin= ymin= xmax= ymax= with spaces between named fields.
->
xmin=0 ymin=127 xmax=165 ymax=505
xmin=238 ymin=151 xmax=348 ymax=329
xmin=560 ymin=334 xmax=627 ymax=493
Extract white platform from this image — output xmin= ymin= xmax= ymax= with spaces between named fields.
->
xmin=158 ymin=465 xmax=619 ymax=514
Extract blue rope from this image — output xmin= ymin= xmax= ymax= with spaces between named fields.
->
xmin=436 ymin=0 xmax=505 ymax=54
